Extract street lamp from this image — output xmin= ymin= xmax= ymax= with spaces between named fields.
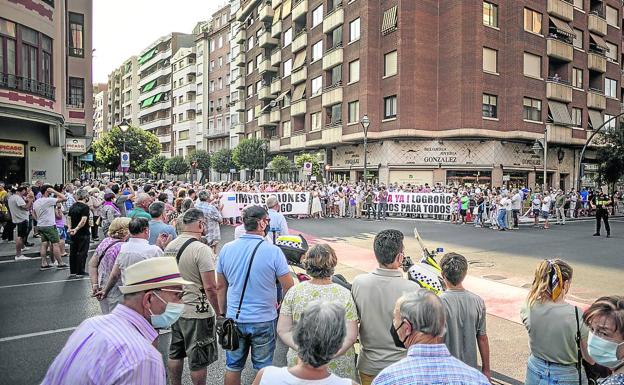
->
xmin=532 ymin=128 xmax=548 ymax=192
xmin=119 ymin=118 xmax=130 ymax=181
xmin=261 ymin=141 xmax=268 ymax=182
xmin=360 ymin=115 xmax=370 ymax=184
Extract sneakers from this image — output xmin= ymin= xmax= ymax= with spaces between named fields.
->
xmin=56 ymin=264 xmax=69 ymax=269
xmin=40 ymin=265 xmax=53 ymax=271
xmin=14 ymin=255 xmax=31 ymax=261
xmin=593 ymin=233 xmax=600 ymax=236
xmin=21 ymin=247 xmax=30 ymax=251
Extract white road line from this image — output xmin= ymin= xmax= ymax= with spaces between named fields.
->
xmin=0 ymin=278 xmax=89 ymax=290
xmin=0 ymin=327 xmax=77 ymax=343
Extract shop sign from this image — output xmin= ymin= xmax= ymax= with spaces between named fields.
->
xmin=79 ymin=153 xmax=94 ymax=162
xmin=343 ymin=150 xmax=361 ymax=165
xmin=66 ymin=138 xmax=87 ymax=153
xmin=421 ymin=146 xmax=458 ymax=163
xmin=0 ymin=141 xmax=25 ymax=157
xmin=31 ymin=170 xmax=47 ymax=180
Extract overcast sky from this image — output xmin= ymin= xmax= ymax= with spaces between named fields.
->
xmin=93 ymin=0 xmax=226 ymax=84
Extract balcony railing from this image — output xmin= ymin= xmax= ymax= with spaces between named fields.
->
xmin=67 ymin=96 xmax=85 ymax=109
xmin=68 ymin=47 xmax=84 ymax=57
xmin=0 ymin=73 xmax=55 ymax=100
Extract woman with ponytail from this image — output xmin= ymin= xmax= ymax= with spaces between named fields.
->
xmin=521 ymin=259 xmax=590 ymax=385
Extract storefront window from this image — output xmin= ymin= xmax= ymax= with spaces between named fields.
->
xmin=446 ymin=170 xmax=492 ymax=188
xmin=503 ymin=172 xmax=529 ymax=189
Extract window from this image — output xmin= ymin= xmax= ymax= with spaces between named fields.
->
xmin=20 ymin=25 xmax=38 ymax=85
xmin=247 ymin=36 xmax=254 ymax=51
xmin=483 ymin=1 xmax=498 ymax=28
xmin=247 ymin=84 xmax=253 ymax=98
xmin=311 ymin=76 xmax=322 ymax=96
xmin=68 ymin=77 xmax=84 ymax=108
xmin=606 ymin=42 xmax=618 ymax=62
xmin=573 ymin=28 xmax=583 ymax=49
xmin=312 ymin=40 xmax=323 ymax=62
xmin=348 ymin=59 xmax=360 ymax=83
xmin=330 ymin=103 xmax=342 ymax=124
xmin=311 ymin=112 xmax=321 ymax=131
xmin=482 ymin=94 xmax=497 ymax=118
xmin=247 ymin=108 xmax=253 ymax=123
xmin=482 ymin=47 xmax=497 ymax=73
xmin=219 ymin=56 xmax=223 ymax=66
xmin=348 ymin=100 xmax=360 ymax=123
xmin=604 ymin=114 xmax=616 ymax=131
xmin=256 ymin=54 xmax=262 ymax=68
xmin=283 ymin=58 xmax=292 ymax=77
xmin=523 ymin=52 xmax=542 ymax=79
xmin=572 ymin=68 xmax=583 ymax=88
xmin=573 ymin=0 xmax=582 ymax=9
xmin=217 ymin=117 xmax=222 ymax=129
xmin=210 ymin=60 xmax=215 ymax=70
xmin=218 ymin=77 xmax=223 ymax=89
xmin=384 ymin=50 xmax=397 ymax=77
xmin=41 ymin=35 xmax=52 ymax=85
xmin=605 ymin=78 xmax=617 ymax=98
xmin=218 ymin=35 xmax=223 ymax=48
xmin=523 ymin=8 xmax=542 ymax=34
xmin=210 ymin=81 xmax=215 ymax=92
xmin=606 ymin=5 xmax=619 ymax=28
xmin=247 ymin=61 xmax=253 ymax=75
xmin=312 ymin=5 xmax=323 ymax=28
xmin=349 ymin=18 xmax=360 ymax=42
xmin=284 ymin=28 xmax=292 ymax=46
xmin=523 ymin=97 xmax=542 ymax=122
xmin=282 ymin=120 xmax=291 ymax=137
xmin=255 ymin=80 xmax=261 ymax=94
xmin=68 ymin=12 xmax=84 ymax=57
xmin=210 ymin=39 xmax=215 ymax=52
xmin=384 ymin=95 xmax=397 ymax=119
xmin=571 ymin=108 xmax=582 ymax=127
xmin=0 ymin=19 xmax=17 ymax=79
xmin=179 ymin=130 xmax=189 ymax=140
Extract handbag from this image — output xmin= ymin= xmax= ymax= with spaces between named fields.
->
xmin=217 ymin=240 xmax=264 ymax=351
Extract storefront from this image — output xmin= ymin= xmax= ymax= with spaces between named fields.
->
xmin=447 ymin=170 xmax=492 ymax=187
xmin=0 ymin=141 xmax=26 ymax=185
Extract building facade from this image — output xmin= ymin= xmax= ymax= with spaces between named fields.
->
xmin=92 ymin=83 xmax=107 ymax=140
xmin=231 ymin=0 xmax=623 ymax=189
xmin=172 ymin=46 xmax=198 ymax=157
xmin=0 ymin=0 xmax=93 ymax=185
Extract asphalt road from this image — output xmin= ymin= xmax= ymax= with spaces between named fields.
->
xmin=0 ymin=217 xmax=621 ymax=385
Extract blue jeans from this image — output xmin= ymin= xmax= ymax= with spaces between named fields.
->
xmin=525 ymin=355 xmax=579 ymax=385
xmin=225 ymin=320 xmax=276 ymax=372
xmin=497 ymin=209 xmax=507 ymax=229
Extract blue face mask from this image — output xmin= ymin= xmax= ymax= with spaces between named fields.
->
xmin=588 ymin=331 xmax=624 ymax=369
xmin=149 ymin=292 xmax=184 ymax=329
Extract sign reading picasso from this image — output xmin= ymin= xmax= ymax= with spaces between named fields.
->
xmin=384 ymin=192 xmax=453 ymax=215
xmin=65 ymin=138 xmax=87 ymax=153
xmin=0 ymin=141 xmax=25 ymax=157
xmin=220 ymin=192 xmax=311 ymax=217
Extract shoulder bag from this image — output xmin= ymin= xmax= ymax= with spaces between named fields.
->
xmin=218 ymin=239 xmax=264 ymax=351
xmin=96 ymin=240 xmax=122 ymax=268
xmin=175 ymin=238 xmax=199 ymax=263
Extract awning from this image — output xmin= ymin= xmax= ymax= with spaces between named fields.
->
xmin=282 ymin=0 xmax=292 ymax=19
xmin=293 ymin=50 xmax=306 ymax=70
xmin=381 ymin=6 xmax=398 ymax=35
xmin=273 ymin=5 xmax=282 ymax=24
xmin=142 ymin=80 xmax=156 ymax=93
xmin=590 ymin=33 xmax=607 ymax=50
xmin=293 ymin=83 xmax=305 ymax=100
xmin=141 ymin=96 xmax=155 ymax=108
xmin=139 ymin=48 xmax=157 ymax=65
xmin=153 ymin=93 xmax=164 ymax=103
xmin=275 ymin=90 xmax=289 ymax=102
xmin=588 ymin=110 xmax=603 ymax=129
xmin=549 ymin=17 xmax=574 ymax=36
xmin=548 ymin=101 xmax=573 ymax=126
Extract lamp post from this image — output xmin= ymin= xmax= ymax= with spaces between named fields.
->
xmin=261 ymin=141 xmax=267 ymax=182
xmin=119 ymin=118 xmax=130 ymax=181
xmin=360 ymin=115 xmax=370 ymax=184
xmin=531 ymin=126 xmax=548 ymax=193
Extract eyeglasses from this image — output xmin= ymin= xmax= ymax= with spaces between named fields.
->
xmin=157 ymin=288 xmax=185 ymax=300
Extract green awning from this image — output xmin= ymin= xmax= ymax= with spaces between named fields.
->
xmin=153 ymin=93 xmax=163 ymax=102
xmin=139 ymin=48 xmax=157 ymax=64
xmin=142 ymin=80 xmax=156 ymax=93
xmin=141 ymin=96 xmax=155 ymax=108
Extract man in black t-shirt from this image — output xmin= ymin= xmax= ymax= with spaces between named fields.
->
xmin=68 ymin=189 xmax=91 ymax=277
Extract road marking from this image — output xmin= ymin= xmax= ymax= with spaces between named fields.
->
xmin=0 ymin=278 xmax=89 ymax=290
xmin=0 ymin=327 xmax=77 ymax=343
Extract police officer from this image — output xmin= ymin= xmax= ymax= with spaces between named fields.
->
xmin=592 ymin=191 xmax=612 ymax=238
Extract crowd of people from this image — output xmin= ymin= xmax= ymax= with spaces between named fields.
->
xmin=0 ymin=178 xmax=622 ymax=385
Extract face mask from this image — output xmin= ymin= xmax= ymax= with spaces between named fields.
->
xmin=149 ymin=292 xmax=184 ymax=329
xmin=588 ymin=332 xmax=624 ymax=369
xmin=390 ymin=320 xmax=408 ymax=349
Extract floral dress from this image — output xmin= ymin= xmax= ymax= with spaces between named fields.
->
xmin=280 ymin=281 xmax=359 ymax=380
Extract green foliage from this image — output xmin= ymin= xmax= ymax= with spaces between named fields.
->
xmin=164 ymin=156 xmax=190 ymax=176
xmin=595 ymin=128 xmax=624 ymax=192
xmin=211 ymin=148 xmax=237 ymax=174
xmin=148 ymin=155 xmax=168 ymax=178
xmin=91 ymin=126 xmax=160 ymax=172
xmin=294 ymin=153 xmax=322 ymax=177
xmin=270 ymin=155 xmax=292 ymax=177
xmin=232 ymin=138 xmax=267 ymax=173
xmin=188 ymin=150 xmax=211 ymax=172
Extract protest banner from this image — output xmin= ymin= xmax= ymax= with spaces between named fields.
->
xmin=220 ymin=191 xmax=311 ymax=217
xmin=382 ymin=192 xmax=453 ymax=215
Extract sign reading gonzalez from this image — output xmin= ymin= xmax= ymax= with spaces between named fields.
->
xmin=220 ymin=192 xmax=311 ymax=217
xmin=384 ymin=192 xmax=453 ymax=215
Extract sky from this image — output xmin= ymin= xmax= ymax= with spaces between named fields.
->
xmin=93 ymin=0 xmax=226 ymax=84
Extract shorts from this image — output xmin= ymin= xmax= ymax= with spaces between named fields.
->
xmin=169 ymin=317 xmax=218 ymax=371
xmin=57 ymin=226 xmax=68 ymax=241
xmin=460 ymin=209 xmax=467 ymax=216
xmin=225 ymin=320 xmax=276 ymax=372
xmin=541 ymin=211 xmax=550 ymax=219
xmin=16 ymin=220 xmax=29 ymax=239
xmin=38 ymin=226 xmax=60 ymax=244
xmin=533 ymin=209 xmax=541 ymax=216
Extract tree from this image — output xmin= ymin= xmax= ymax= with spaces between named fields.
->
xmin=164 ymin=156 xmax=190 ymax=178
xmin=595 ymin=128 xmax=624 ymax=192
xmin=212 ymin=148 xmax=237 ymax=175
xmin=232 ymin=138 xmax=267 ymax=176
xmin=295 ymin=153 xmax=322 ymax=178
xmin=188 ymin=150 xmax=212 ymax=182
xmin=148 ymin=155 xmax=168 ymax=179
xmin=270 ymin=155 xmax=292 ymax=181
xmin=91 ymin=126 xmax=161 ymax=173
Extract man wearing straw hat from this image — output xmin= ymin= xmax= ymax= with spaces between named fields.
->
xmin=42 ymin=257 xmax=192 ymax=385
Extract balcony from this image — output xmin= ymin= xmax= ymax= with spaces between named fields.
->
xmin=234 ymin=28 xmax=246 ymax=44
xmin=292 ymin=0 xmax=308 ymax=22
xmin=258 ymin=59 xmax=278 ymax=74
xmin=323 ymin=7 xmax=344 ymax=34
xmin=204 ymin=128 xmax=229 ymax=139
xmin=271 ymin=49 xmax=282 ymax=67
xmin=587 ymin=90 xmax=606 ymax=110
xmin=270 ymin=137 xmax=281 ymax=152
xmin=258 ymin=85 xmax=275 ymax=100
xmin=271 ymin=20 xmax=282 ymax=38
xmin=259 ymin=31 xmax=279 ymax=48
xmin=588 ymin=13 xmax=607 ymax=36
xmin=233 ymin=76 xmax=245 ymax=89
xmin=292 ymin=32 xmax=307 ymax=53
xmin=547 ymin=0 xmax=574 ymax=22
xmin=258 ymin=112 xmax=277 ymax=127
xmin=234 ymin=99 xmax=245 ymax=112
xmin=322 ymin=46 xmax=343 ymax=70
xmin=142 ymin=118 xmax=171 ymax=131
xmin=231 ymin=123 xmax=245 ymax=134
xmin=547 ymin=38 xmax=573 ymax=62
xmin=290 ymin=99 xmax=307 ymax=116
xmin=233 ymin=52 xmax=246 ymax=67
xmin=322 ymin=84 xmax=343 ymax=107
xmin=270 ymin=108 xmax=280 ymax=122
xmin=272 ymin=0 xmax=282 ymax=8
xmin=588 ymin=52 xmax=607 ymax=73
xmin=546 ymin=80 xmax=573 ymax=103
xmin=0 ymin=73 xmax=55 ymax=100
xmin=259 ymin=4 xmax=274 ymax=22
xmin=291 ymin=67 xmax=307 ymax=85
xmin=270 ymin=79 xmax=281 ymax=94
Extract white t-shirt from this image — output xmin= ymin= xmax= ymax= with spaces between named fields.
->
xmin=33 ymin=197 xmax=59 ymax=227
xmin=8 ymin=194 xmax=29 ymax=223
xmin=532 ymin=198 xmax=541 ymax=210
xmin=258 ymin=366 xmax=351 ymax=385
xmin=541 ymin=196 xmax=552 ymax=212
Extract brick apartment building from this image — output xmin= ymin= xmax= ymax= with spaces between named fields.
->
xmin=232 ymin=0 xmax=623 ymax=189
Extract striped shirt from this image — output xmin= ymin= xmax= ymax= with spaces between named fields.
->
xmin=371 ymin=344 xmax=490 ymax=385
xmin=41 ymin=304 xmax=165 ymax=385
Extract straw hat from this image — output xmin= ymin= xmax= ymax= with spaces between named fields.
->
xmin=107 ymin=217 xmax=131 ymax=237
xmin=119 ymin=257 xmax=193 ymax=294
